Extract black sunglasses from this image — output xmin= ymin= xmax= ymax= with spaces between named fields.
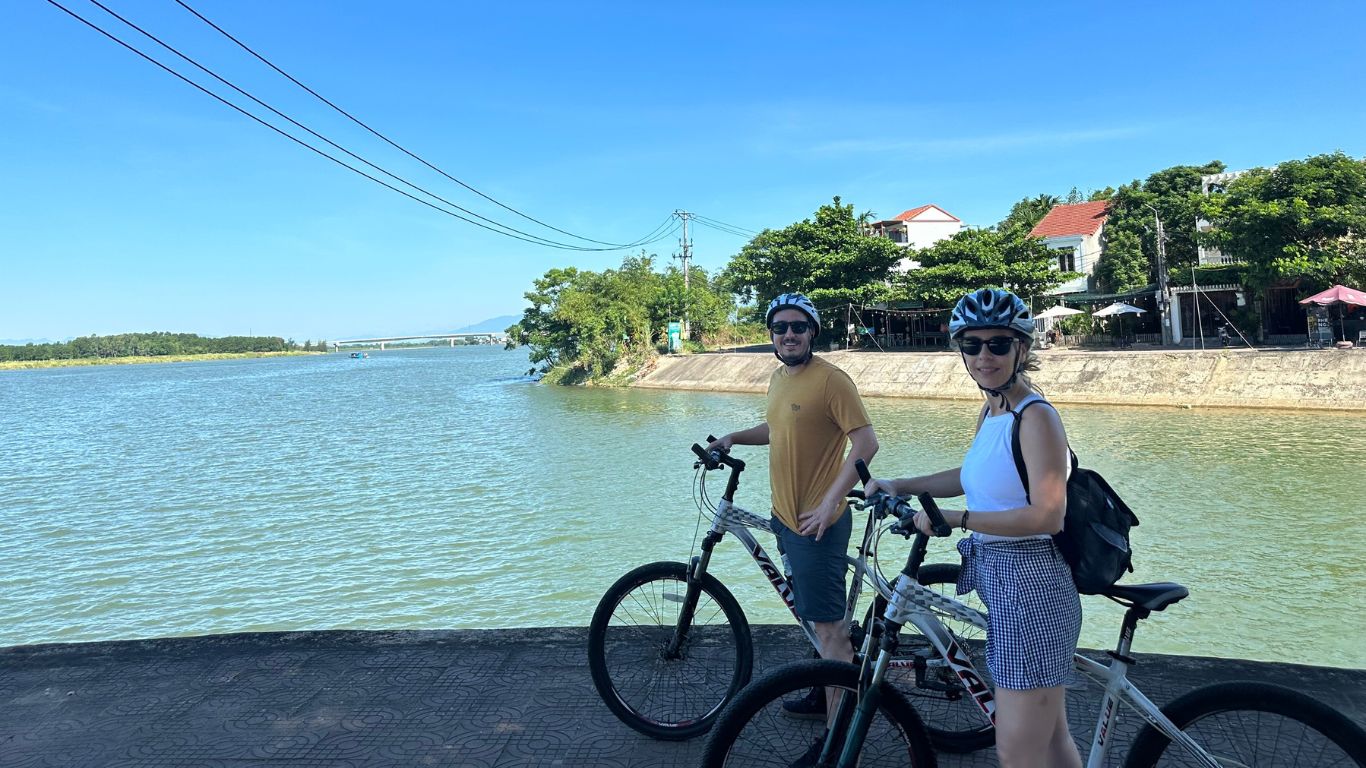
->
xmin=958 ymin=336 xmax=1018 ymax=356
xmin=770 ymin=320 xmax=812 ymax=335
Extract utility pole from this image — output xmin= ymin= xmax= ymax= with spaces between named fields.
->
xmin=674 ymin=210 xmax=693 ymax=339
xmin=1153 ymin=211 xmax=1173 ymax=346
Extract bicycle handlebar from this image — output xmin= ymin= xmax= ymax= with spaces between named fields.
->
xmin=852 ymin=459 xmax=951 ymax=537
xmin=691 ymin=436 xmax=746 ymax=471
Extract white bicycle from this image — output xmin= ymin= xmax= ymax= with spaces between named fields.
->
xmin=702 ymin=466 xmax=1366 ymax=767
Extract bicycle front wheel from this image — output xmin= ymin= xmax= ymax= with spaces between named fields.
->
xmin=894 ymin=561 xmax=996 ymax=753
xmin=587 ymin=561 xmax=752 ymax=741
xmin=1123 ymin=680 xmax=1366 ymax=767
xmin=700 ymin=659 xmax=936 ymax=768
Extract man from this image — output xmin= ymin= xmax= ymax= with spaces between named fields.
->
xmin=708 ymin=292 xmax=879 ymax=733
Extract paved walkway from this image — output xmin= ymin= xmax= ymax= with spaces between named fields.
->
xmin=2 ymin=626 xmax=1363 ymax=767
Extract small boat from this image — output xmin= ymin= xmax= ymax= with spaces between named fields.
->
xmin=349 ymin=352 xmax=369 ymax=359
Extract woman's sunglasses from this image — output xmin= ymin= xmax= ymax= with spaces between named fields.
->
xmin=770 ymin=320 xmax=812 ymax=335
xmin=958 ymin=336 xmax=1018 ymax=356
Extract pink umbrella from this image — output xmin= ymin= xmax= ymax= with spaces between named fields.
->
xmin=1299 ymin=284 xmax=1366 ymax=343
xmin=1299 ymin=284 xmax=1366 ymax=306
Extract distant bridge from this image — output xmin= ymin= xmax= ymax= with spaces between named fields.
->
xmin=332 ymin=333 xmax=506 ymax=351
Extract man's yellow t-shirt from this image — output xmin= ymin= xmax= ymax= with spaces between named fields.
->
xmin=766 ymin=355 xmax=872 ymax=531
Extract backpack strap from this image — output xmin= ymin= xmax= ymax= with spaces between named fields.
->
xmin=1009 ymin=398 xmax=1078 ymax=504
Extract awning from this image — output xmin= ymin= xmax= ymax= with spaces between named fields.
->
xmin=1171 ymin=283 xmax=1241 ymax=295
xmin=1050 ymin=284 xmax=1157 ymax=305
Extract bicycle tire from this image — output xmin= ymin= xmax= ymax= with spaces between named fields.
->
xmin=587 ymin=560 xmax=752 ymax=740
xmin=700 ymin=658 xmax=937 ymax=768
xmin=893 ymin=561 xmax=996 ymax=753
xmin=1123 ymin=680 xmax=1366 ymax=767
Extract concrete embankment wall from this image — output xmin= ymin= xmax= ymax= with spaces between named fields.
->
xmin=635 ymin=348 xmax=1366 ymax=411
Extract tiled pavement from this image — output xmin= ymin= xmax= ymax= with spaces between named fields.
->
xmin=2 ymin=626 xmax=1363 ymax=767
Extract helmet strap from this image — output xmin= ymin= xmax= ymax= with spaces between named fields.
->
xmin=961 ymin=345 xmax=1025 ymax=412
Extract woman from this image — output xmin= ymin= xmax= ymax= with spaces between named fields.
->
xmin=867 ymin=288 xmax=1082 ymax=768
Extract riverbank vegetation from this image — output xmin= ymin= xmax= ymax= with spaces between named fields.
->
xmin=0 ymin=351 xmax=319 ymax=370
xmin=509 ymin=152 xmax=1365 ymax=383
xmin=0 ymin=332 xmax=329 ymax=364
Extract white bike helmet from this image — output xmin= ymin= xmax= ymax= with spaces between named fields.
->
xmin=765 ymin=293 xmax=821 ymax=338
xmin=949 ymin=288 xmax=1034 ymax=340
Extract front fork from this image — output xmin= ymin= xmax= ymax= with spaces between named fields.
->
xmin=666 ymin=529 xmax=724 ymax=657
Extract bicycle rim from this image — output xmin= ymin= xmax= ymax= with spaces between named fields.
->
xmin=1124 ymin=680 xmax=1366 ymax=767
xmin=702 ymin=659 xmax=935 ymax=768
xmin=589 ymin=561 xmax=751 ymax=740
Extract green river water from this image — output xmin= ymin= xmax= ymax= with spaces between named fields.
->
xmin=1 ymin=346 xmax=1362 ymax=667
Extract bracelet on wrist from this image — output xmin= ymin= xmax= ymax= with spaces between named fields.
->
xmin=960 ymin=509 xmax=970 ymax=532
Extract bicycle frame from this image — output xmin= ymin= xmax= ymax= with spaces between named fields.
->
xmin=868 ymin=561 xmax=1226 ymax=768
xmin=681 ymin=464 xmax=900 ymax=660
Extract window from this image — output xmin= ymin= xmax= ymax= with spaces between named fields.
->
xmin=1056 ymin=248 xmax=1076 ymax=272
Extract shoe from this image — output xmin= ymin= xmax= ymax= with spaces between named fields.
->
xmin=789 ymin=731 xmax=829 ymax=768
xmin=781 ymin=686 xmax=826 ymax=720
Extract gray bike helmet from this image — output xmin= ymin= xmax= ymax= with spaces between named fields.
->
xmin=950 ymin=288 xmax=1035 ymax=407
xmin=949 ymin=288 xmax=1034 ymax=340
xmin=766 ymin=293 xmax=821 ymax=338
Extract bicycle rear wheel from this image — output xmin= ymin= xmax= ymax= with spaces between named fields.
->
xmin=587 ymin=561 xmax=752 ymax=740
xmin=700 ymin=659 xmax=936 ymax=768
xmin=892 ymin=561 xmax=996 ymax=753
xmin=1123 ymin=680 xmax=1366 ymax=767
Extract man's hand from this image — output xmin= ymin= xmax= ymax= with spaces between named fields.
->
xmin=797 ymin=496 xmax=844 ymax=541
xmin=705 ymin=434 xmax=734 ymax=454
xmin=863 ymin=477 xmax=897 ymax=499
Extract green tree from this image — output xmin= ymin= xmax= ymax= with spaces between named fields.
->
xmin=997 ymin=194 xmax=1059 ymax=235
xmin=718 ymin=196 xmax=903 ymax=312
xmin=897 ymin=228 xmax=1076 ymax=308
xmin=506 ymin=254 xmax=733 ymax=379
xmin=1093 ymin=161 xmax=1225 ymax=293
xmin=1200 ymin=152 xmax=1366 ymax=293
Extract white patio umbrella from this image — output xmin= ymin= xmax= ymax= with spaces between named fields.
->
xmin=1092 ymin=302 xmax=1146 ymax=344
xmin=1036 ymin=305 xmax=1084 ymax=320
xmin=1092 ymin=302 xmax=1146 ymax=318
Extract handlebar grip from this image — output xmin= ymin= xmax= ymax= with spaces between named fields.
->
xmin=707 ymin=434 xmax=719 ymax=444
xmin=918 ymin=493 xmax=952 ymax=537
xmin=854 ymin=459 xmax=871 ymax=485
xmin=846 ymin=489 xmax=865 ymax=500
xmin=691 ymin=444 xmax=709 ymax=461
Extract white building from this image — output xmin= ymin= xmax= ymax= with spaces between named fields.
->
xmin=1195 ymin=169 xmax=1258 ymax=266
xmin=867 ymin=205 xmax=962 ymax=272
xmin=1029 ymin=201 xmax=1110 ymax=294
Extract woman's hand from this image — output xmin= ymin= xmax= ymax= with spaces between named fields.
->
xmin=913 ymin=508 xmax=963 ymax=537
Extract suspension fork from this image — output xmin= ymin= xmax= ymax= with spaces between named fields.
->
xmin=666 ymin=528 xmax=724 ymax=656
xmin=834 ymin=619 xmax=900 ymax=767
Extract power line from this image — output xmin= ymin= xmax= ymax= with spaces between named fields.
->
xmin=48 ymin=0 xmax=676 ymax=252
xmin=690 ymin=213 xmax=760 ymax=238
xmin=80 ymin=0 xmax=627 ymax=252
xmin=171 ymin=0 xmax=636 ymax=248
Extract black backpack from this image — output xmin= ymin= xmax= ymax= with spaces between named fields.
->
xmin=1009 ymin=399 xmax=1140 ymax=594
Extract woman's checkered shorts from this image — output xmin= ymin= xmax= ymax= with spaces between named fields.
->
xmin=956 ymin=536 xmax=1081 ymax=690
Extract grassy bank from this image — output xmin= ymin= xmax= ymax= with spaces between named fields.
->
xmin=0 ymin=351 xmax=322 ymax=371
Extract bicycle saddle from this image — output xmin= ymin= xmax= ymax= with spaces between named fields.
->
xmin=1101 ymin=582 xmax=1189 ymax=612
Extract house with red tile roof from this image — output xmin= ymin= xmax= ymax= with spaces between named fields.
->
xmin=1029 ymin=201 xmax=1109 ymax=294
xmin=867 ymin=204 xmax=962 ymax=272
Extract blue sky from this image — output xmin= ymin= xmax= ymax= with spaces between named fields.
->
xmin=3 ymin=1 xmax=1364 ymax=343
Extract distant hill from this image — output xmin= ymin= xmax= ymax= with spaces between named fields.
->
xmin=454 ymin=315 xmax=520 ymax=334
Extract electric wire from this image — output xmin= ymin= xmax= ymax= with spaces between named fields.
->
xmin=172 ymin=0 xmax=643 ymax=248
xmin=690 ymin=218 xmax=755 ymax=240
xmin=691 ymin=213 xmax=760 ymax=237
xmin=69 ymin=0 xmax=668 ymax=252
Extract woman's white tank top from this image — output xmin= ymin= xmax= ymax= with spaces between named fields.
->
xmin=961 ymin=393 xmax=1049 ymax=543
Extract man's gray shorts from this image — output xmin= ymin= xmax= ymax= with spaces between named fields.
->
xmin=772 ymin=509 xmax=852 ymax=623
